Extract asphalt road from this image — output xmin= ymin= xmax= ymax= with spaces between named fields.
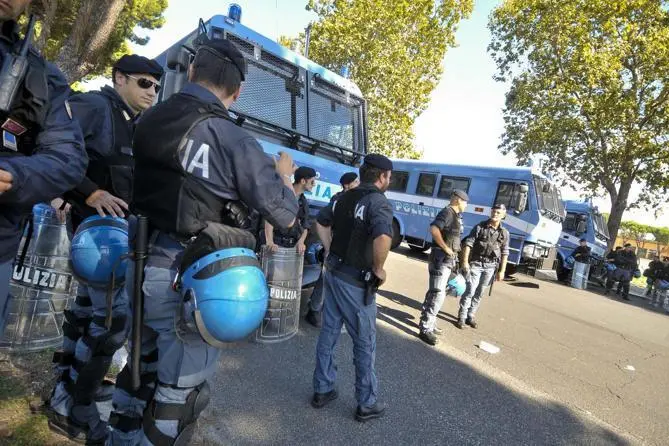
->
xmin=193 ymin=247 xmax=669 ymax=445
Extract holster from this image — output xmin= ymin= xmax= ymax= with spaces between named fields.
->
xmin=361 ymin=270 xmax=381 ymax=306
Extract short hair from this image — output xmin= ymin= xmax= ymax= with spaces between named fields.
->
xmin=359 ymin=164 xmax=386 ymax=184
xmin=190 ymin=50 xmax=242 ymax=96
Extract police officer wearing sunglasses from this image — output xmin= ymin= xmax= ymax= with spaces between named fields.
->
xmin=45 ymin=54 xmax=163 ymax=444
xmin=106 ymin=38 xmax=298 ymax=445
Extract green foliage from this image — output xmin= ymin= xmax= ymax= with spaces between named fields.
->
xmin=489 ymin=0 xmax=669 ymax=245
xmin=619 ymin=221 xmax=652 ymax=247
xmin=650 ymin=226 xmax=669 ymax=249
xmin=299 ymin=0 xmax=473 ymax=158
xmin=28 ymin=0 xmax=167 ymax=82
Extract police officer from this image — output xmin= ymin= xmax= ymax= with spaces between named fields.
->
xmin=604 ymin=243 xmax=639 ymax=301
xmin=596 ymin=246 xmax=622 ymax=286
xmin=106 ymin=39 xmax=298 ymax=444
xmin=458 ymin=204 xmax=509 ymax=329
xmin=645 ymin=254 xmax=663 ymax=297
xmin=264 ymin=165 xmax=317 ymax=253
xmin=0 ymin=0 xmax=86 ymax=333
xmin=571 ymin=238 xmax=591 ymax=264
xmin=45 ymin=55 xmax=163 ymax=443
xmin=305 ymin=171 xmax=359 ymax=327
xmin=311 ymin=154 xmax=393 ymax=422
xmin=417 ymin=189 xmax=468 ymax=346
xmin=652 ymin=257 xmax=669 ymax=307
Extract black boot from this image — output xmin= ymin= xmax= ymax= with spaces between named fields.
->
xmin=311 ymin=389 xmax=338 ymax=408
xmin=418 ymin=331 xmax=438 ymax=346
xmin=355 ymin=402 xmax=386 ymax=422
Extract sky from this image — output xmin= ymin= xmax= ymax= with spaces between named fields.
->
xmin=85 ymin=0 xmax=668 ymax=228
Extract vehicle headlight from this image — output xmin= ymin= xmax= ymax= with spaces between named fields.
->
xmin=522 ymin=244 xmax=537 ymax=259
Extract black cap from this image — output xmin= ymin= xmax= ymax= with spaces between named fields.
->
xmin=339 ymin=172 xmax=358 ymax=186
xmin=113 ymin=55 xmax=164 ymax=80
xmin=363 ymin=153 xmax=393 ymax=171
xmin=197 ymin=38 xmax=247 ymax=81
xmin=624 ymin=243 xmax=632 ymax=248
xmin=579 ymin=238 xmax=587 ymax=243
xmin=492 ymin=203 xmax=506 ymax=211
xmin=452 ymin=189 xmax=469 ymax=201
xmin=294 ymin=166 xmax=317 ymax=183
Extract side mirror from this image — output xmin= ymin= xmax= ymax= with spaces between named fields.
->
xmin=162 ymin=46 xmax=191 ymax=101
xmin=166 ymin=46 xmax=190 ymax=72
xmin=513 ymin=183 xmax=529 ymax=214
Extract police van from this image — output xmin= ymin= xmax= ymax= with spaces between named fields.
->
xmin=555 ymin=199 xmax=609 ymax=280
xmin=387 ymin=159 xmax=565 ymax=274
xmin=153 ymin=7 xmax=363 ymax=219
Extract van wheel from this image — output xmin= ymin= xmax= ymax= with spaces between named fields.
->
xmin=391 ymin=220 xmax=402 ymax=250
xmin=556 ymin=259 xmax=569 ymax=282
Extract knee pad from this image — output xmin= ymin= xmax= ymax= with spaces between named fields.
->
xmin=83 ymin=315 xmax=128 ymax=356
xmin=143 ymin=381 xmax=211 ymax=446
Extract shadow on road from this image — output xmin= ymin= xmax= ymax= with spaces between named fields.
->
xmin=392 ymin=245 xmax=430 ymax=264
xmin=195 ymin=319 xmax=633 ymax=446
xmin=555 ymin=278 xmax=669 ymax=316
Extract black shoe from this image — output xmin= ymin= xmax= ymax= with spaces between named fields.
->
xmin=456 ymin=320 xmax=465 ymax=329
xmin=418 ymin=331 xmax=438 ymax=346
xmin=604 ymin=290 xmax=610 ymax=296
xmin=355 ymin=403 xmax=386 ymax=422
xmin=622 ymin=295 xmax=631 ymax=301
xmin=45 ymin=408 xmax=89 ymax=445
xmin=466 ymin=318 xmax=478 ymax=329
xmin=432 ymin=326 xmax=443 ymax=336
xmin=311 ymin=389 xmax=338 ymax=408
xmin=305 ymin=310 xmax=322 ymax=328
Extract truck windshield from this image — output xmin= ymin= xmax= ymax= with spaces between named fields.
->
xmin=592 ymin=212 xmax=610 ymax=241
xmin=533 ymin=176 xmax=564 ymax=221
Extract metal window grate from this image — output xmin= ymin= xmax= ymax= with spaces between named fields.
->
xmin=227 ymin=34 xmax=307 ymax=134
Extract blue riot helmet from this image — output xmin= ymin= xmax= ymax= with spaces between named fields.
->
xmin=177 ymin=247 xmax=268 ymax=346
xmin=305 ymin=241 xmax=324 ymax=265
xmin=70 ymin=216 xmax=129 ymax=288
xmin=633 ymin=269 xmax=641 ymax=278
xmin=657 ymin=280 xmax=669 ymax=290
xmin=447 ymin=273 xmax=467 ymax=297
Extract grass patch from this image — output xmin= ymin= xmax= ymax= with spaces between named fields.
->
xmin=0 ymin=349 xmax=74 ymax=445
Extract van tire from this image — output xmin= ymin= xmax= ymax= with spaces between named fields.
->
xmin=391 ymin=220 xmax=402 ymax=250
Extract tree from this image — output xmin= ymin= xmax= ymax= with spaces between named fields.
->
xmin=620 ymin=221 xmax=650 ymax=249
xmin=286 ymin=0 xmax=474 ymax=159
xmin=488 ymin=0 xmax=669 ymax=250
xmin=650 ymin=226 xmax=669 ymax=254
xmin=618 ymin=221 xmax=634 ymax=246
xmin=25 ymin=0 xmax=167 ymax=82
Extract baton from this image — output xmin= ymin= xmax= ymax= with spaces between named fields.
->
xmin=131 ymin=215 xmax=149 ymax=390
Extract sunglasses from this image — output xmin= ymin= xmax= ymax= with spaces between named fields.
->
xmin=126 ymin=74 xmax=161 ymax=93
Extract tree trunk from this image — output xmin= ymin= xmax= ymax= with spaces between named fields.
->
xmin=54 ymin=0 xmax=126 ymax=83
xmin=606 ymin=179 xmax=633 ymax=251
xmin=32 ymin=0 xmax=59 ymax=52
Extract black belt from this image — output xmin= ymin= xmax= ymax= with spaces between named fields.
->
xmin=326 ymin=255 xmax=367 ymax=288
